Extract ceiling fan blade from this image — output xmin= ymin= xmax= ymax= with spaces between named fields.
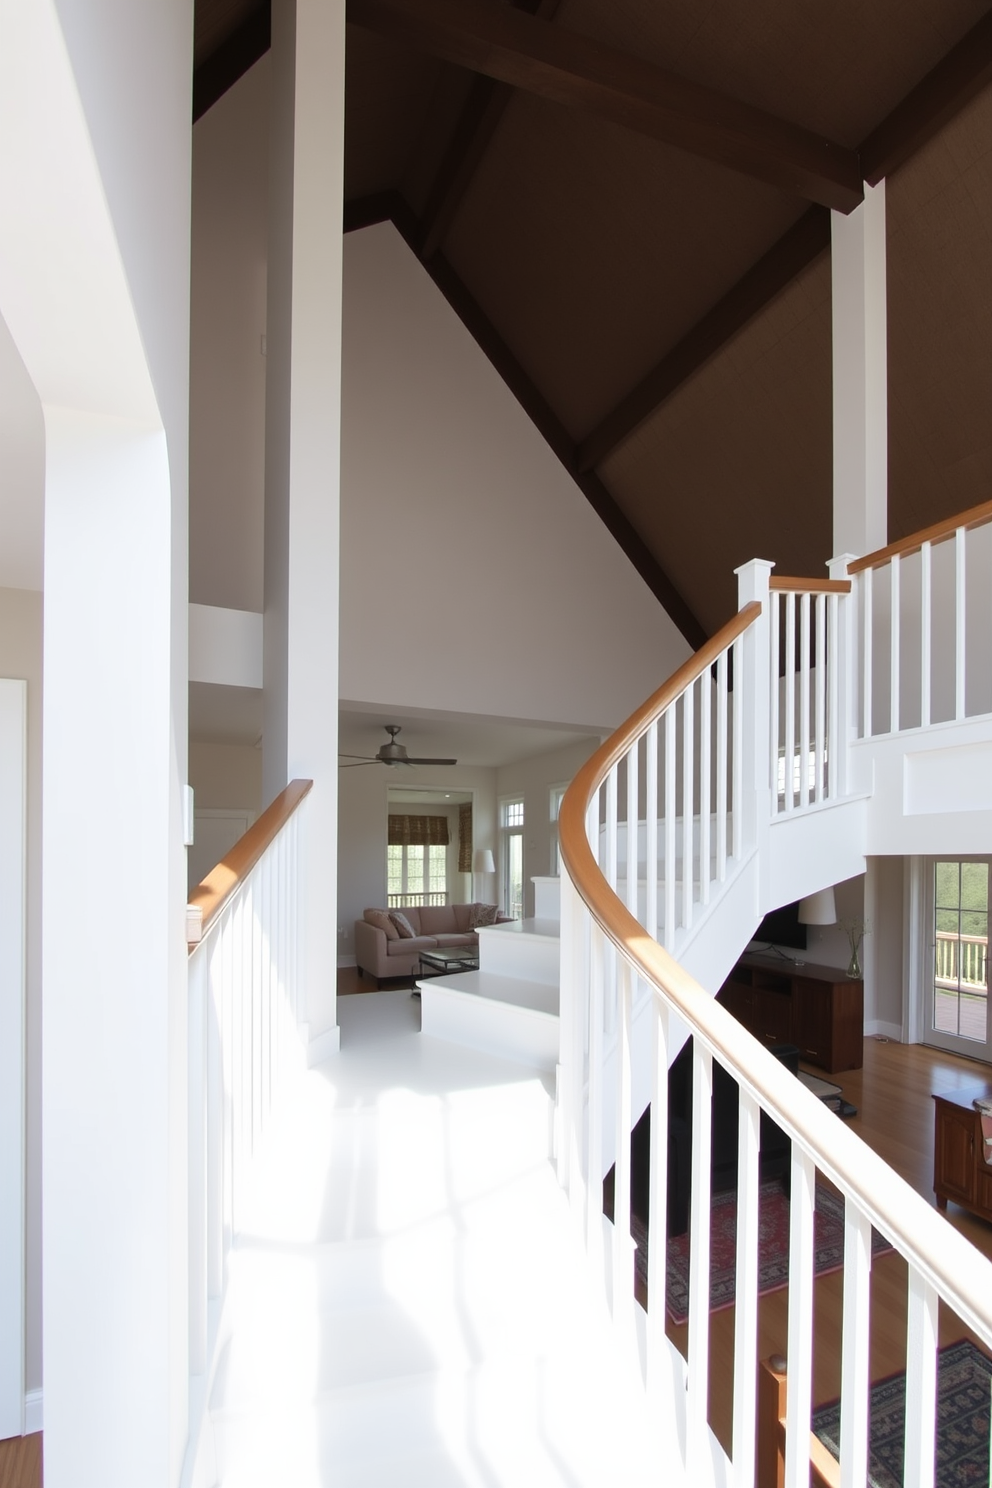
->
xmin=339 ymin=752 xmax=378 ymax=760
xmin=405 ymin=757 xmax=458 ymax=766
xmin=338 ymin=760 xmax=381 ymax=768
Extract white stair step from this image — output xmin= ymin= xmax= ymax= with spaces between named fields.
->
xmin=420 ymin=970 xmax=559 ymax=1070
xmin=476 ymin=916 xmax=560 ymax=984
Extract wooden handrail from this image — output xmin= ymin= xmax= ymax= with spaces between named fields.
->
xmin=187 ymin=778 xmax=313 ymax=948
xmin=769 ymin=576 xmax=851 ymax=593
xmin=848 ymin=497 xmax=992 ymax=574
xmin=558 ymin=627 xmax=992 ymax=1352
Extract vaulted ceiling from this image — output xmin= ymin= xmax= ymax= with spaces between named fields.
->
xmin=193 ymin=0 xmax=992 ymax=641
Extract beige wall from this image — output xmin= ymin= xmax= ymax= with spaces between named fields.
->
xmin=496 ymin=738 xmax=601 ymax=918
xmin=0 ymin=586 xmax=42 ymax=1391
xmin=188 ymin=740 xmax=263 ymax=812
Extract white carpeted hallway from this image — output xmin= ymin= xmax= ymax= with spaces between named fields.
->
xmin=202 ymin=988 xmax=661 ymax=1486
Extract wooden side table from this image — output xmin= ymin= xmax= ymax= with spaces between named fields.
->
xmin=933 ymin=1084 xmax=992 ymax=1224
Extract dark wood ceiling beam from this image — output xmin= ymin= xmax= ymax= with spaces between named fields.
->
xmin=346 ymin=0 xmax=864 ymax=212
xmin=344 ymin=191 xmax=708 ymax=647
xmin=860 ymin=10 xmax=992 ymax=184
xmin=577 ymin=206 xmax=830 ymax=472
xmin=193 ymin=2 xmax=271 ymax=123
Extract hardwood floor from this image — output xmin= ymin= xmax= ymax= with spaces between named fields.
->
xmin=0 ymin=1432 xmax=41 ymax=1488
xmin=670 ymin=1035 xmax=992 ymax=1457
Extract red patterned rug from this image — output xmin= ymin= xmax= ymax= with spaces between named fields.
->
xmin=641 ymin=1178 xmax=894 ymax=1325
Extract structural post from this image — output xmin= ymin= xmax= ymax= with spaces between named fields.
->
xmin=831 ymin=179 xmax=888 ymax=560
xmin=735 ymin=558 xmax=774 ymax=875
xmin=264 ymin=0 xmax=345 ymax=1049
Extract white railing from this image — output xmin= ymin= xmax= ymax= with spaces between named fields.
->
xmin=768 ymin=576 xmax=852 ymax=814
xmin=387 ymin=890 xmax=447 ymax=908
xmin=848 ymin=498 xmax=992 ymax=738
xmin=185 ymin=781 xmax=312 ymax=1401
xmin=558 ymin=571 xmax=992 ymax=1487
xmin=935 ymin=930 xmax=988 ymax=991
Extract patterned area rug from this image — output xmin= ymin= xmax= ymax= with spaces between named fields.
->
xmin=812 ymin=1338 xmax=992 ymax=1488
xmin=642 ymin=1178 xmax=893 ymax=1325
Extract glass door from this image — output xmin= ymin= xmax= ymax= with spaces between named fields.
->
xmin=924 ymin=859 xmax=992 ymax=1062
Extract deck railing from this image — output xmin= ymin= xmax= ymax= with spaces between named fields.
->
xmin=558 ymin=532 xmax=992 ymax=1485
xmin=185 ymin=781 xmax=312 ymax=1391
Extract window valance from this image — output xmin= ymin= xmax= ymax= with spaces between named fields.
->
xmin=387 ymin=814 xmax=449 ymax=847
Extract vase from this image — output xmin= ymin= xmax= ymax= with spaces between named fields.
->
xmin=847 ymin=943 xmax=862 ymax=979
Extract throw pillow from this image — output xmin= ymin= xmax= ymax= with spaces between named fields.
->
xmin=364 ymin=908 xmax=398 ymax=940
xmin=390 ymin=911 xmax=417 ymax=939
xmin=468 ymin=902 xmax=499 ymax=929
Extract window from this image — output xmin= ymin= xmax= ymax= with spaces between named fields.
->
xmin=550 ymin=783 xmax=568 ymax=875
xmin=499 ymin=797 xmax=524 ymax=920
xmin=387 ymin=843 xmax=447 ymax=907
xmin=931 ymin=860 xmax=989 ymax=1044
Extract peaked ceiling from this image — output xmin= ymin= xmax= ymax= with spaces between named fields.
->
xmin=193 ymin=0 xmax=992 ymax=640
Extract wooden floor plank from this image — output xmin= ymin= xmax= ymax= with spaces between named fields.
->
xmin=0 ymin=1432 xmax=41 ymax=1488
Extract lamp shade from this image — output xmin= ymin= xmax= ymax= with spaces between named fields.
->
xmin=473 ymin=848 xmax=495 ymax=875
xmin=798 ymin=888 xmax=837 ymax=925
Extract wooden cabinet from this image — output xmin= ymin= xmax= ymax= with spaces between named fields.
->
xmin=933 ymin=1086 xmax=992 ymax=1223
xmin=717 ymin=956 xmax=864 ymax=1074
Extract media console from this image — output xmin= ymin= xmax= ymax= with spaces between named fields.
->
xmin=718 ymin=954 xmax=864 ymax=1074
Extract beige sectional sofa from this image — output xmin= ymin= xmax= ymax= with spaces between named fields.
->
xmin=355 ymin=903 xmax=508 ymax=982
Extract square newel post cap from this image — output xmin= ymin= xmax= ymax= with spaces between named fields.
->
xmin=735 ymin=558 xmax=775 ymax=608
xmin=828 ymin=552 xmax=859 ymax=581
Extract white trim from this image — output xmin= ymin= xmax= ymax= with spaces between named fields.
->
xmin=24 ymin=1388 xmax=42 ymax=1435
xmin=0 ymin=680 xmax=26 ymax=1442
xmin=865 ymin=1020 xmax=903 ymax=1042
xmin=337 ymin=953 xmax=357 ymax=969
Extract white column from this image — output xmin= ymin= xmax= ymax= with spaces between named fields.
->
xmin=735 ymin=558 xmax=774 ymax=867
xmin=0 ymin=3 xmax=191 ymax=1482
xmin=263 ymin=0 xmax=345 ymax=1047
xmin=831 ymin=179 xmax=887 ymax=559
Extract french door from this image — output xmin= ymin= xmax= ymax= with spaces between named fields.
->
xmin=924 ymin=858 xmax=992 ymax=1063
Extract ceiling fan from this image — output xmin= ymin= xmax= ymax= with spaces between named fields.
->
xmin=339 ymin=725 xmax=457 ymax=769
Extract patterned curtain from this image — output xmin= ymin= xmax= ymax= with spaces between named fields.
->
xmin=458 ymin=802 xmax=472 ymax=873
xmin=387 ymin=814 xmax=450 ymax=846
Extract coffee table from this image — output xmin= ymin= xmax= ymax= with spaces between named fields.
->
xmin=418 ymin=947 xmax=480 ymax=977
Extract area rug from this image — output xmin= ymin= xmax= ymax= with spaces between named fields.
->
xmin=812 ymin=1338 xmax=992 ymax=1488
xmin=640 ymin=1179 xmax=893 ymax=1325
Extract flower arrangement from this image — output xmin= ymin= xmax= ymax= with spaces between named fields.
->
xmin=841 ymin=919 xmax=870 ymax=979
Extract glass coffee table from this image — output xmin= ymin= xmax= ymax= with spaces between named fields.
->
xmin=418 ymin=947 xmax=480 ymax=977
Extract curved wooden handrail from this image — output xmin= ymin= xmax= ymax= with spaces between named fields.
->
xmin=187 ymin=778 xmax=313 ymax=949
xmin=769 ymin=575 xmax=851 ymax=593
xmin=848 ymin=497 xmax=992 ymax=574
xmin=558 ymin=620 xmax=992 ymax=1347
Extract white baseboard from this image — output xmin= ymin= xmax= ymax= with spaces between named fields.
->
xmin=865 ymin=1019 xmax=902 ymax=1042
xmin=307 ymin=1024 xmax=341 ymax=1066
xmin=24 ymin=1388 xmax=42 ymax=1434
xmin=337 ymin=954 xmax=356 ymax=969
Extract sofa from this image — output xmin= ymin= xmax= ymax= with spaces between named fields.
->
xmin=354 ymin=903 xmax=510 ymax=982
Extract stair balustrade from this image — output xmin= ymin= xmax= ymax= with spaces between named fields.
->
xmin=559 ymin=523 xmax=992 ymax=1486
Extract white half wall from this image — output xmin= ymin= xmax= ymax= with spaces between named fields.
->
xmin=0 ymin=679 xmax=26 ymax=1439
xmin=340 ymin=222 xmax=691 ymax=732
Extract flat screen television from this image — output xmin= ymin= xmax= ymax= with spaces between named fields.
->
xmin=750 ymin=900 xmax=807 ymax=951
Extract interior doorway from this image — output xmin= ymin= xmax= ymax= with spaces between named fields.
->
xmin=924 ymin=858 xmax=992 ymax=1063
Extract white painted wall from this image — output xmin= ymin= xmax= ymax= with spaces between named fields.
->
xmin=340 ymin=222 xmax=691 ymax=732
xmin=189 ymin=57 xmax=269 ymax=613
xmin=495 ymin=738 xmax=601 ymax=918
xmin=0 ymin=315 xmax=44 ymax=593
xmin=0 ymin=592 xmax=42 ymax=1403
xmin=189 ymin=603 xmax=263 ymax=688
xmin=189 ymin=741 xmax=263 ymax=814
xmin=338 ymin=766 xmax=497 ymax=963
xmin=0 ymin=679 xmax=26 ymax=1439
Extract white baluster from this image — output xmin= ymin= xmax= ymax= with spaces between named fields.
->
xmin=665 ymin=707 xmax=676 ymax=948
xmin=956 ymin=525 xmax=966 ymax=720
xmin=646 ymin=998 xmax=669 ymax=1396
xmin=207 ymin=924 xmax=224 ymax=1299
xmin=799 ymin=591 xmax=810 ymax=808
xmin=784 ymin=594 xmax=796 ymax=810
xmin=188 ymin=949 xmax=207 ymax=1375
xmin=683 ymin=681 xmax=694 ymax=930
xmin=827 ymin=592 xmax=839 ymax=800
xmin=784 ymin=1148 xmax=816 ymax=1488
xmin=627 ymin=738 xmax=639 ymax=921
xmin=700 ymin=673 xmax=711 ymax=904
xmin=716 ymin=653 xmax=728 ymax=882
xmin=840 ymin=1205 xmax=872 ymax=1487
xmin=863 ymin=565 xmax=874 ymax=738
xmin=733 ymin=1087 xmax=760 ymax=1487
xmin=732 ymin=636 xmax=743 ymax=861
xmin=770 ymin=589 xmax=780 ymax=814
xmin=587 ymin=920 xmax=605 ymax=1274
xmin=921 ymin=540 xmax=932 ymax=727
xmin=612 ymin=958 xmax=634 ymax=1335
xmin=890 ymin=553 xmax=901 ymax=734
xmin=645 ymin=720 xmax=658 ymax=940
xmin=686 ymin=1041 xmax=713 ymax=1476
xmin=814 ymin=594 xmax=826 ymax=804
xmin=605 ymin=768 xmax=618 ymax=1034
xmin=903 ymin=1267 xmax=938 ymax=1488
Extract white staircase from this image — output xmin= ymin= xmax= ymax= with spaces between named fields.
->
xmin=197 ymin=990 xmax=662 ymax=1487
xmin=418 ymin=894 xmax=562 ymax=1072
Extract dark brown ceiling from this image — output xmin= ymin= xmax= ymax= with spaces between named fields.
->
xmin=193 ymin=0 xmax=992 ymax=641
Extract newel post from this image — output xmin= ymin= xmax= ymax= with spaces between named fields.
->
xmin=734 ymin=559 xmax=774 ymax=870
xmin=829 ymin=552 xmax=859 ymax=790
